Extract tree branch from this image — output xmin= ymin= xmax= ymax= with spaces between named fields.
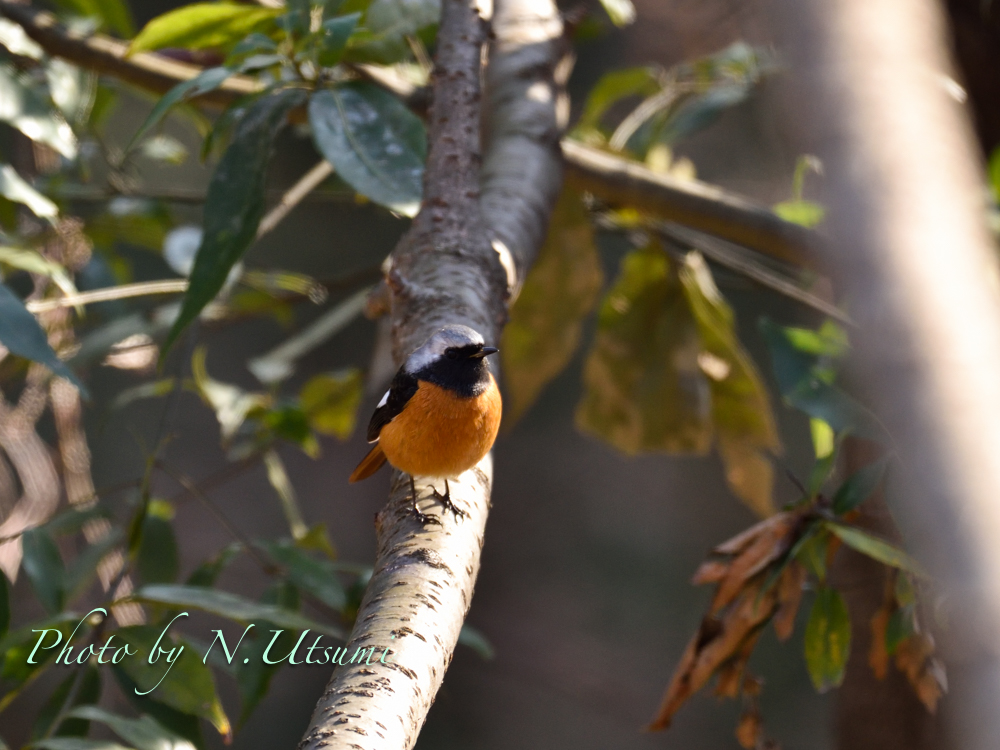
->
xmin=0 ymin=0 xmax=819 ymax=270
xmin=296 ymin=0 xmax=567 ymax=746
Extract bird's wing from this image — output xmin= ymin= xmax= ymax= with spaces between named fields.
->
xmin=366 ymin=367 xmax=419 ymax=443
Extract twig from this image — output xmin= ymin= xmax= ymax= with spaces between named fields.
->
xmin=26 ymin=279 xmax=189 ymax=312
xmin=256 ymin=160 xmax=335 ymax=238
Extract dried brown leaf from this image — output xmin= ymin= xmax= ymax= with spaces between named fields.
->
xmin=715 ymin=512 xmax=793 ymax=556
xmin=773 ymin=561 xmax=806 ymax=641
xmin=895 ymin=632 xmax=934 ymax=683
xmin=869 ymin=605 xmax=891 ymax=680
xmin=692 ymin=559 xmax=729 ymax=585
xmin=736 ymin=709 xmax=763 ymax=750
xmin=714 ymin=630 xmax=760 ymax=698
xmin=711 ymin=515 xmax=795 ymax=614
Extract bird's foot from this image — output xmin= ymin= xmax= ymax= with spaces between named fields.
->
xmin=408 ymin=476 xmax=441 ymax=525
xmin=430 ymin=479 xmax=467 ymax=521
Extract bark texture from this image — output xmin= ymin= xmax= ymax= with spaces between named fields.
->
xmin=296 ymin=1 xmax=566 ymax=748
xmin=770 ymin=0 xmax=1000 ymax=747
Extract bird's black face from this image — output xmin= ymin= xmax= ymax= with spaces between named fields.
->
xmin=444 ymin=343 xmax=500 ymax=360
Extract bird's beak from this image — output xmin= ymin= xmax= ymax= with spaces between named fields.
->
xmin=473 ymin=346 xmax=499 ymax=358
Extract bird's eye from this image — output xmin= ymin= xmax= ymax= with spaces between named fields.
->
xmin=445 ymin=347 xmax=460 ymax=359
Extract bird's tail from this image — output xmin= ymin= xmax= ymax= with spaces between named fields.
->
xmin=349 ymin=443 xmax=387 ymax=483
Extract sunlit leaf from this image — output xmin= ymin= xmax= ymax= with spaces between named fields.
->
xmin=680 ymin=252 xmax=780 ymax=516
xmin=113 ymin=625 xmax=230 ymax=739
xmin=0 ymin=165 xmax=57 ymax=220
xmin=0 ymin=64 xmax=77 ymax=158
xmin=824 ymin=522 xmax=924 ymax=576
xmin=299 ymin=369 xmax=363 ymax=439
xmin=0 ymin=246 xmax=76 ymax=298
xmin=191 ymin=348 xmax=270 ymax=443
xmin=68 ymin=706 xmax=196 ymax=750
xmin=165 ymin=88 xmax=306 ymax=353
xmin=598 ymin=0 xmax=635 ymax=26
xmin=576 ymin=240 xmax=711 ymax=454
xmin=773 ymin=199 xmax=825 ymax=228
xmin=575 ymin=66 xmax=662 ymax=136
xmin=128 ymin=584 xmax=345 ymax=638
xmin=832 ymin=456 xmax=890 ymax=515
xmin=309 ymin=83 xmax=426 ymax=216
xmin=140 ymin=135 xmax=188 ymax=165
xmin=129 ymin=4 xmax=281 ymax=55
xmin=502 ymin=188 xmax=603 ymax=424
xmin=33 ymin=738 xmax=130 ymax=750
xmin=263 ymin=450 xmax=308 ymax=539
xmin=0 ymin=18 xmax=43 ymax=59
xmin=0 ymin=282 xmax=85 ymax=392
xmin=21 ymin=528 xmax=66 ymax=614
xmin=804 ymin=586 xmax=850 ymax=692
xmin=258 ymin=539 xmax=346 ymax=611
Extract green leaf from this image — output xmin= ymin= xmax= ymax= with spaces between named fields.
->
xmin=258 ymin=539 xmax=346 ymax=611
xmin=0 ymin=613 xmax=78 ymax=694
xmin=824 ymin=523 xmax=924 ymax=576
xmin=774 ymin=199 xmax=825 ymax=228
xmin=679 ymin=251 xmax=780 ymax=516
xmin=309 ymin=83 xmax=426 ymax=216
xmin=261 ymin=406 xmax=318 ymax=456
xmin=345 ymin=0 xmax=438 ymax=65
xmin=22 ymin=528 xmax=66 ymax=614
xmin=575 ymin=66 xmax=662 ymax=135
xmin=576 ymin=240 xmax=712 ymax=454
xmin=262 ymin=450 xmax=308 ymax=540
xmin=796 ymin=529 xmax=829 ymax=583
xmin=316 ymin=13 xmax=360 ymax=66
xmin=111 ymin=668 xmax=205 ymax=750
xmin=457 ymin=624 xmax=494 ymax=660
xmin=128 ymin=67 xmax=233 ymax=152
xmin=53 ymin=0 xmax=134 ymax=36
xmin=67 ymin=706 xmax=196 ymax=750
xmin=31 ymin=667 xmax=101 ymax=740
xmin=138 ymin=507 xmax=179 ymax=585
xmin=0 ymin=165 xmax=57 ymax=220
xmin=165 ymin=88 xmax=305 ymax=353
xmin=0 ymin=64 xmax=77 ymax=158
xmin=129 ymin=4 xmax=282 ymax=55
xmin=113 ymin=625 xmax=231 ymax=739
xmin=990 ymin=145 xmax=1000 ymax=204
xmin=759 ymin=318 xmax=882 ymax=441
xmin=185 ymin=543 xmax=242 ymax=588
xmin=598 ymin=0 xmax=635 ymax=26
xmin=128 ymin=584 xmax=346 ymax=638
xmin=885 ymin=604 xmax=915 ymax=654
xmin=502 ymin=187 xmax=604 ymax=424
xmin=0 ymin=246 xmax=76 ymax=298
xmin=656 ymin=83 xmax=750 ymax=146
xmin=804 ymin=586 xmax=851 ymax=692
xmin=0 ymin=281 xmax=86 ymax=393
xmin=234 ymin=581 xmax=298 ymax=724
xmin=832 ymin=456 xmax=890 ymax=515
xmin=299 ymin=369 xmax=363 ymax=439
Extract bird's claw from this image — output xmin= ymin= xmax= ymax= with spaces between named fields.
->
xmin=430 ymin=481 xmax=467 ymax=521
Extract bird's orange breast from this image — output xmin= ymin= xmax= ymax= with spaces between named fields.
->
xmin=377 ymin=376 xmax=502 ymax=478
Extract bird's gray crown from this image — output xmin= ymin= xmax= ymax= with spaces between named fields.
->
xmin=404 ymin=325 xmax=485 ymax=373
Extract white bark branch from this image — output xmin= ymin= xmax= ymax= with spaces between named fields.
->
xmin=296 ymin=1 xmax=566 ymax=748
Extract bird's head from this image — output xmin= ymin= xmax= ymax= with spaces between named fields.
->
xmin=404 ymin=325 xmax=499 ymax=374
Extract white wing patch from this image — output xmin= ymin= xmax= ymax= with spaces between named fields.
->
xmin=376 ymin=389 xmax=390 ymax=409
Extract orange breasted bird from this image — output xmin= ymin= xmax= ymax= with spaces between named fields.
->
xmin=349 ymin=325 xmax=502 ymax=523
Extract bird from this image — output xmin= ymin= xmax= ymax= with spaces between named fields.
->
xmin=349 ymin=324 xmax=502 ymax=524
